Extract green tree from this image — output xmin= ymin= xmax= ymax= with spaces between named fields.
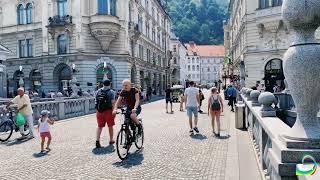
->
xmin=167 ymin=0 xmax=227 ymax=45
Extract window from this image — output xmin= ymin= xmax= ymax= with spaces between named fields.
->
xmin=19 ymin=39 xmax=33 ymax=58
xmin=197 ymin=58 xmax=199 ymax=63
xmin=110 ymin=0 xmax=116 ymax=16
xmin=153 ymin=52 xmax=156 ymax=65
xmin=192 ymin=58 xmax=195 ymax=63
xmin=26 ymin=3 xmax=32 ymax=24
xmin=152 ymin=7 xmax=154 ymax=17
xmin=272 ymin=0 xmax=282 ymax=7
xmin=173 ymin=57 xmax=177 ymax=64
xmin=58 ymin=0 xmax=67 ymax=17
xmin=192 ymin=65 xmax=195 ymax=71
xmin=57 ymin=34 xmax=67 ymax=54
xmin=197 ymin=74 xmax=199 ymax=78
xmin=98 ymin=0 xmax=108 ymax=14
xmin=188 ymin=58 xmax=190 ymax=63
xmin=152 ymin=29 xmax=155 ymax=42
xmin=207 ymin=67 xmax=210 ymax=72
xmin=139 ymin=45 xmax=144 ymax=60
xmin=157 ymin=33 xmax=160 ymax=45
xmin=158 ymin=55 xmax=161 ymax=66
xmin=259 ymin=0 xmax=270 ymax=9
xmin=188 ymin=65 xmax=190 ymax=71
xmin=17 ymin=4 xmax=25 ymax=25
xmin=146 ymin=23 xmax=150 ymax=38
xmin=197 ymin=65 xmax=199 ymax=71
xmin=192 ymin=74 xmax=195 ymax=78
xmin=147 ymin=49 xmax=151 ymax=63
xmin=138 ymin=15 xmax=143 ymax=32
xmin=173 ymin=45 xmax=177 ymax=52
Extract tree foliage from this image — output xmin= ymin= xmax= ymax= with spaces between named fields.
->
xmin=167 ymin=0 xmax=227 ymax=45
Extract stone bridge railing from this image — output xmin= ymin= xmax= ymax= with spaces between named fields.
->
xmin=239 ymin=88 xmax=320 ymax=180
xmin=0 ymin=97 xmax=96 ymax=122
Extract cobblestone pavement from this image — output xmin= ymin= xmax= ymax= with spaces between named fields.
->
xmin=0 ymin=90 xmax=244 ymax=180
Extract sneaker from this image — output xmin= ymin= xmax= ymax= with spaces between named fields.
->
xmin=96 ymin=141 xmax=101 ymax=148
xmin=109 ymin=141 xmax=115 ymax=145
xmin=189 ymin=129 xmax=194 ymax=134
xmin=45 ymin=147 xmax=51 ymax=152
xmin=193 ymin=127 xmax=199 ymax=133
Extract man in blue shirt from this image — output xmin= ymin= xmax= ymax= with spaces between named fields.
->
xmin=227 ymin=85 xmax=237 ymax=112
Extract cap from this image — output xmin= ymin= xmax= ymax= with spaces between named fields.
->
xmin=40 ymin=110 xmax=50 ymax=117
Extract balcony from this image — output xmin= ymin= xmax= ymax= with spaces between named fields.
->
xmin=46 ymin=15 xmax=73 ymax=39
xmin=128 ymin=22 xmax=141 ymax=41
xmin=89 ymin=15 xmax=121 ymax=52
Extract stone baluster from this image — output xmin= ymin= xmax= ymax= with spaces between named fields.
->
xmin=282 ymin=0 xmax=320 ymax=142
xmin=258 ymin=92 xmax=276 ymax=117
xmin=250 ymin=90 xmax=261 ymax=106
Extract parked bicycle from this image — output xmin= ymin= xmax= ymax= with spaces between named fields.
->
xmin=0 ymin=108 xmax=30 ymax=142
xmin=116 ymin=108 xmax=144 ymax=160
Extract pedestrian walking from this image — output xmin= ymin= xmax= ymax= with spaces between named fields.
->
xmin=165 ymin=85 xmax=173 ymax=113
xmin=179 ymin=91 xmax=184 ymax=111
xmin=198 ymin=89 xmax=205 ymax=113
xmin=37 ymin=110 xmax=55 ymax=153
xmin=184 ymin=81 xmax=200 ymax=135
xmin=6 ymin=87 xmax=35 ymax=139
xmin=95 ymin=80 xmax=116 ymax=148
xmin=208 ymin=87 xmax=224 ymax=137
xmin=227 ymin=85 xmax=237 ymax=112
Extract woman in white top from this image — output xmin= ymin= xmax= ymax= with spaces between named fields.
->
xmin=37 ymin=110 xmax=55 ymax=153
xmin=208 ymin=87 xmax=224 ymax=137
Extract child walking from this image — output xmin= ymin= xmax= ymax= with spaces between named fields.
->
xmin=208 ymin=87 xmax=224 ymax=137
xmin=37 ymin=110 xmax=54 ymax=153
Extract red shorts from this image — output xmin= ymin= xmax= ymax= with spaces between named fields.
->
xmin=40 ymin=132 xmax=51 ymax=138
xmin=96 ymin=110 xmax=115 ymax=128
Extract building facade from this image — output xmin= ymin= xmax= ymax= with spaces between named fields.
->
xmin=0 ymin=44 xmax=10 ymax=97
xmin=226 ymin=0 xmax=320 ymax=92
xmin=0 ymin=0 xmax=171 ymax=97
xmin=185 ymin=42 xmax=224 ymax=86
xmin=169 ymin=32 xmax=186 ymax=86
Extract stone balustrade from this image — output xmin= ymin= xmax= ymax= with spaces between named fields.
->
xmin=0 ymin=97 xmax=96 ymax=122
xmin=240 ymin=90 xmax=320 ymax=180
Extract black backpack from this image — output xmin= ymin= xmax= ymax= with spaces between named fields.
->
xmin=96 ymin=89 xmax=113 ymax=112
xmin=211 ymin=96 xmax=221 ymax=111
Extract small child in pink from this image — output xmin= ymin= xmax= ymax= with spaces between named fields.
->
xmin=37 ymin=110 xmax=54 ymax=153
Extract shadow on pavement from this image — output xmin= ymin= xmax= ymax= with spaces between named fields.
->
xmin=5 ymin=138 xmax=31 ymax=146
xmin=92 ymin=145 xmax=115 ymax=155
xmin=112 ymin=149 xmax=144 ymax=168
xmin=33 ymin=152 xmax=49 ymax=158
xmin=215 ymin=134 xmax=231 ymax=139
xmin=190 ymin=134 xmax=208 ymax=140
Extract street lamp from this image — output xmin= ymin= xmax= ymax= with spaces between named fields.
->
xmin=18 ymin=65 xmax=24 ymax=87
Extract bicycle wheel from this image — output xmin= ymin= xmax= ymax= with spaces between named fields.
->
xmin=0 ymin=122 xmax=13 ymax=142
xmin=116 ymin=128 xmax=130 ymax=160
xmin=135 ymin=124 xmax=144 ymax=149
xmin=22 ymin=123 xmax=30 ymax=136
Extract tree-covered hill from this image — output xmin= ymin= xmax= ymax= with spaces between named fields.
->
xmin=167 ymin=0 xmax=228 ymax=45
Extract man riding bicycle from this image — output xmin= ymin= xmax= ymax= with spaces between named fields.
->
xmin=113 ymin=79 xmax=142 ymax=134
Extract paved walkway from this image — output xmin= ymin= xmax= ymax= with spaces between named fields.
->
xmin=0 ymin=90 xmax=262 ymax=180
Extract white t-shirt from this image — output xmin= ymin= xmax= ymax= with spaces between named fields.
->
xmin=11 ymin=94 xmax=33 ymax=116
xmin=38 ymin=118 xmax=50 ymax=133
xmin=184 ymin=87 xmax=199 ymax=107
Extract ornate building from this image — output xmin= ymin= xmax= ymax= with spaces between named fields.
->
xmin=185 ymin=42 xmax=224 ymax=86
xmin=169 ymin=32 xmax=186 ymax=86
xmin=0 ymin=0 xmax=171 ymax=97
xmin=0 ymin=44 xmax=10 ymax=97
xmin=226 ymin=0 xmax=320 ymax=91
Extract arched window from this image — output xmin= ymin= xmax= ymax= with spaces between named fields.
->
xmin=192 ymin=65 xmax=195 ymax=71
xmin=58 ymin=0 xmax=67 ymax=17
xmin=26 ymin=3 xmax=32 ymax=24
xmin=17 ymin=4 xmax=25 ymax=25
xmin=188 ymin=65 xmax=190 ymax=71
xmin=197 ymin=65 xmax=199 ymax=71
xmin=57 ymin=34 xmax=67 ymax=54
xmin=98 ymin=0 xmax=108 ymax=15
xmin=110 ymin=0 xmax=116 ymax=16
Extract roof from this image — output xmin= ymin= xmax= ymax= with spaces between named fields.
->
xmin=185 ymin=43 xmax=225 ymax=57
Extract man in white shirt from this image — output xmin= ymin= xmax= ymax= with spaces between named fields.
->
xmin=6 ymin=88 xmax=34 ymax=139
xmin=184 ymin=81 xmax=200 ymax=134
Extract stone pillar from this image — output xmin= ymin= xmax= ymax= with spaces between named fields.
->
xmin=282 ymin=0 xmax=320 ymax=142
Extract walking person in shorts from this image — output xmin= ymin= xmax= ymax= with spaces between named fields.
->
xmin=37 ymin=110 xmax=55 ymax=153
xmin=95 ymin=80 xmax=116 ymax=148
xmin=184 ymin=81 xmax=200 ymax=134
xmin=165 ymin=85 xmax=173 ymax=113
xmin=208 ymin=87 xmax=224 ymax=137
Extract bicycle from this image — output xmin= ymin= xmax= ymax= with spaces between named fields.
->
xmin=116 ymin=108 xmax=144 ymax=160
xmin=0 ymin=108 xmax=30 ymax=142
